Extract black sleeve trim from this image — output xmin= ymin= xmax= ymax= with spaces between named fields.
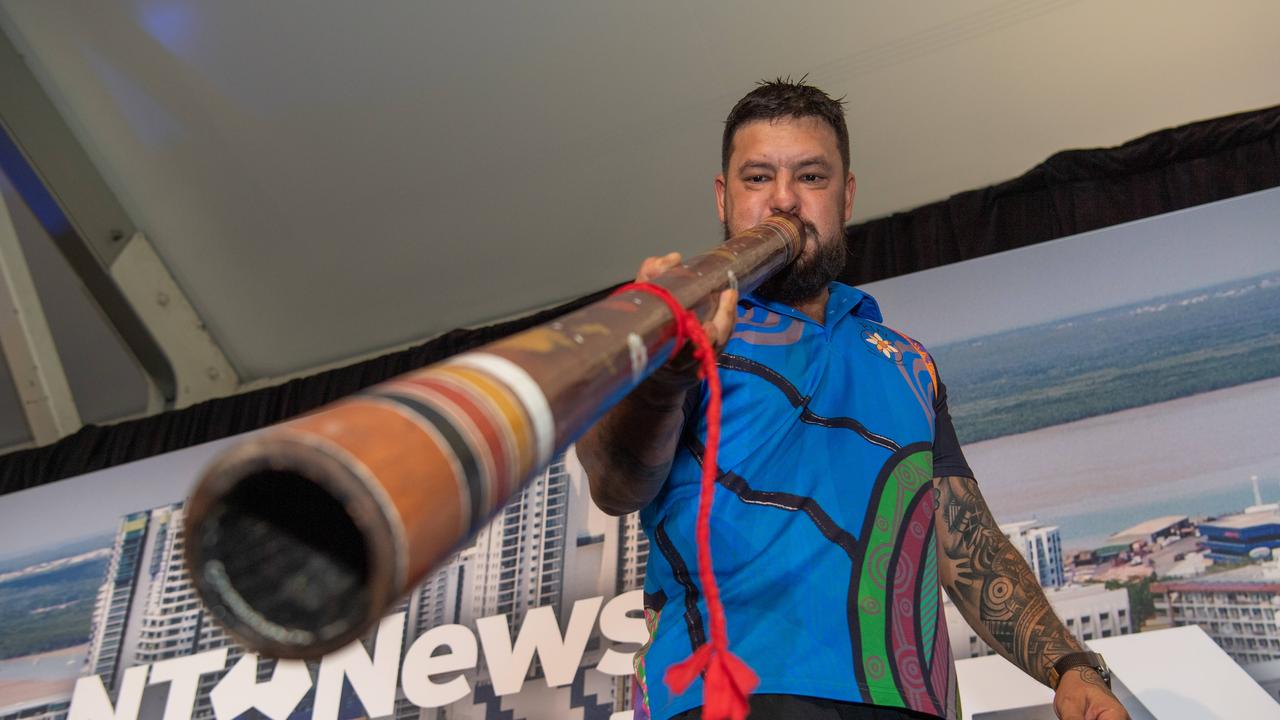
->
xmin=932 ymin=381 xmax=975 ymax=480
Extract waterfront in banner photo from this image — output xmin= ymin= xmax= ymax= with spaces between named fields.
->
xmin=936 ymin=272 xmax=1280 ymax=554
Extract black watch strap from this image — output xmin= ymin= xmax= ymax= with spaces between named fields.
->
xmin=1051 ymin=651 xmax=1111 ymax=689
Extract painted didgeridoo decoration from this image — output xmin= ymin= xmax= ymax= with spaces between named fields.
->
xmin=183 ymin=213 xmax=803 ymax=658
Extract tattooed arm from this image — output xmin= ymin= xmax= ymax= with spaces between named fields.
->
xmin=933 ymin=474 xmax=1078 ymax=680
xmin=579 ymin=252 xmax=738 ymax=516
xmin=933 ymin=475 xmax=1130 ymax=720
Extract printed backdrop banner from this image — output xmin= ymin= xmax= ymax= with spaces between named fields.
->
xmin=1 ymin=437 xmax=643 ymax=720
xmin=2 ymin=188 xmax=1280 ymax=720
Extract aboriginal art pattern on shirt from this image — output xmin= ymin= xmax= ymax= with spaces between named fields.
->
xmin=636 ymin=286 xmax=958 ymax=720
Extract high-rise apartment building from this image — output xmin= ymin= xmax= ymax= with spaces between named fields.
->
xmin=393 ymin=548 xmax=472 ymax=720
xmin=86 ymin=508 xmax=170 ymax=691
xmin=1001 ymin=520 xmax=1065 ymax=589
xmin=468 ymin=453 xmax=573 ymax=626
xmin=85 ymin=504 xmax=242 ymax=720
xmin=133 ymin=505 xmax=235 ymax=663
xmin=404 ymin=548 xmax=472 ymax=640
xmin=615 ymin=512 xmax=648 ymax=595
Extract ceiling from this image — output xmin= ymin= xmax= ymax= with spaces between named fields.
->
xmin=1 ymin=0 xmax=1278 ymax=452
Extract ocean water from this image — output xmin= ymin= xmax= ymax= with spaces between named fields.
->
xmin=962 ymin=376 xmax=1280 ymax=551
xmin=933 ymin=272 xmax=1280 ymax=446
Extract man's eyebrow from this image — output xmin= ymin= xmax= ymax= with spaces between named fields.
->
xmin=794 ymin=156 xmax=832 ymax=170
xmin=738 ymin=160 xmax=776 ymax=172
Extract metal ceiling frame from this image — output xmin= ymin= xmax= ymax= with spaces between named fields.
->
xmin=0 ymin=187 xmax=80 ymax=445
xmin=0 ymin=28 xmax=239 ymax=445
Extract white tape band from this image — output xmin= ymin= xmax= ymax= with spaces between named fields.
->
xmin=448 ymin=353 xmax=555 ymax=470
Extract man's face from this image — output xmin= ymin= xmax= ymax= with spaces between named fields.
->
xmin=716 ymin=115 xmax=856 ymax=306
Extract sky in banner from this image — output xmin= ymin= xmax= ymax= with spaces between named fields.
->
xmin=0 ymin=436 xmax=241 ymax=561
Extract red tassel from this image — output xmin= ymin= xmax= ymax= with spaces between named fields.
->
xmin=664 ymin=643 xmax=713 ymax=694
xmin=665 ymin=645 xmax=759 ymax=720
xmin=615 ymin=281 xmax=758 ymax=720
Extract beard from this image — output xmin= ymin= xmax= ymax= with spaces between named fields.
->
xmin=725 ymin=219 xmax=848 ymax=306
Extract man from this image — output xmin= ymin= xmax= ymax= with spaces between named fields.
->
xmin=577 ymin=79 xmax=1129 ymax=720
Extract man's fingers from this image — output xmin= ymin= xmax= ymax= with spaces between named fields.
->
xmin=633 ymin=254 xmax=737 ymax=350
xmin=1055 ymin=692 xmax=1127 ymax=720
xmin=1090 ymin=699 xmax=1130 ymax=720
xmin=706 ymin=288 xmax=739 ymax=347
xmin=636 ymin=252 xmax=681 ymax=282
xmin=1054 ymin=695 xmax=1085 ymax=720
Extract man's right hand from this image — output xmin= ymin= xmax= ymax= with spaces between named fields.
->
xmin=578 ymin=252 xmax=740 ymax=516
xmin=634 ymin=252 xmax=739 ymax=398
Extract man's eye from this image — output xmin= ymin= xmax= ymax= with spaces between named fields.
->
xmin=801 ymin=174 xmax=826 ymax=183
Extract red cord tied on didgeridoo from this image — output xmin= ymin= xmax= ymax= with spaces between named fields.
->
xmin=614 ymin=281 xmax=758 ymax=720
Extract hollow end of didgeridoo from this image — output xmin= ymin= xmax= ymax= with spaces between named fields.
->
xmin=183 ymin=440 xmax=401 ymax=659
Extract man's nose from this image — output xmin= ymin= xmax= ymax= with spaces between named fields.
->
xmin=769 ymin=177 xmax=799 ymax=215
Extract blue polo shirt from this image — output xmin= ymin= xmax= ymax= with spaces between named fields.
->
xmin=634 ymin=282 xmax=966 ymax=720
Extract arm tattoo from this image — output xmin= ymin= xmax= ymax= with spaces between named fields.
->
xmin=1067 ymin=665 xmax=1109 ymax=691
xmin=934 ymin=476 xmax=1083 ymax=686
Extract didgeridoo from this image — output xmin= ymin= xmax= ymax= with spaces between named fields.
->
xmin=183 ymin=213 xmax=803 ymax=658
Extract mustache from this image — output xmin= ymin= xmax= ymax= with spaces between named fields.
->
xmin=721 ymin=219 xmax=823 ymax=247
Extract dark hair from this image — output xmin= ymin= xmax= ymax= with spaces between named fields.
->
xmin=721 ymin=76 xmax=849 ymax=174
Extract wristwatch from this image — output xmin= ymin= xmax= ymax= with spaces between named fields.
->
xmin=1049 ymin=652 xmax=1111 ymax=689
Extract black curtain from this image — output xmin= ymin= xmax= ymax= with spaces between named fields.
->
xmin=842 ymin=104 xmax=1280 ymax=285
xmin=3 ymin=104 xmax=1278 ymax=496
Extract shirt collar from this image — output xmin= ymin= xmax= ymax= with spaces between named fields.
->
xmin=744 ymin=281 xmax=882 ymax=326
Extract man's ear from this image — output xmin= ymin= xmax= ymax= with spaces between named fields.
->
xmin=844 ymin=171 xmax=857 ymax=223
xmin=714 ymin=174 xmax=727 ymax=224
